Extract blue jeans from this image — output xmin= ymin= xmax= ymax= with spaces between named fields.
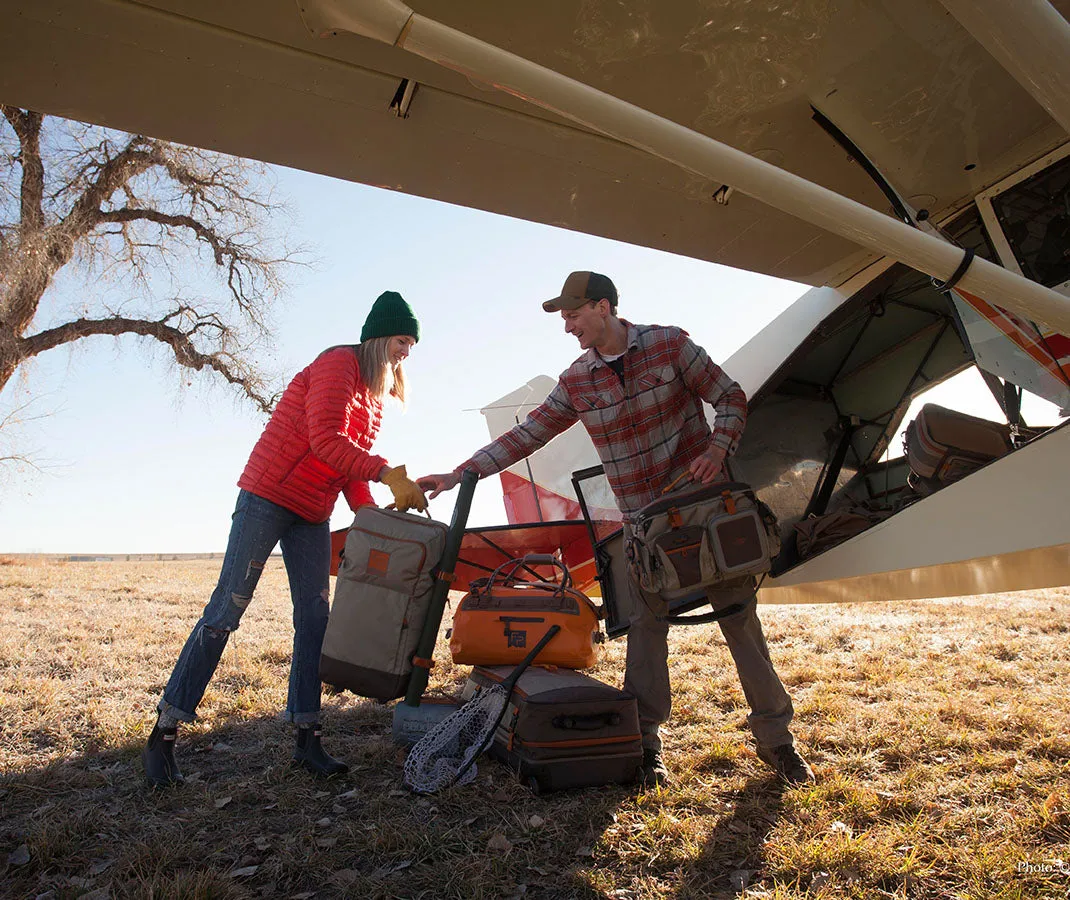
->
xmin=158 ymin=490 xmax=332 ymax=725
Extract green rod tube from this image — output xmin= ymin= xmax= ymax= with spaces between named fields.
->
xmin=402 ymin=469 xmax=479 ymax=707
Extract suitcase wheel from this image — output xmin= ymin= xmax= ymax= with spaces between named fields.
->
xmin=525 ymin=775 xmax=543 ymax=796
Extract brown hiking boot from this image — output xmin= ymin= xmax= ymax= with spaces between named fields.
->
xmin=756 ymin=743 xmax=814 ymax=784
xmin=639 ymin=748 xmax=672 ymax=787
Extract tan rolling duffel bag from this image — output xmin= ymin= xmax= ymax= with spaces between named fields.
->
xmin=320 ymin=506 xmax=447 ymax=702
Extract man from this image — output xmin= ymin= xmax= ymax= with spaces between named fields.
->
xmin=419 ymin=272 xmax=812 ymax=786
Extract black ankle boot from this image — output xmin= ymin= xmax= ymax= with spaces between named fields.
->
xmin=142 ymin=722 xmax=184 ymax=788
xmin=293 ymin=725 xmax=349 ymax=778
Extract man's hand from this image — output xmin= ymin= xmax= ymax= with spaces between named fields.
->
xmin=689 ymin=445 xmax=727 ymax=484
xmin=381 ymin=465 xmax=428 ymax=513
xmin=416 ymin=471 xmax=462 ymax=500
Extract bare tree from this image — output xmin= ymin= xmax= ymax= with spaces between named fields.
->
xmin=0 ymin=107 xmax=297 ymax=420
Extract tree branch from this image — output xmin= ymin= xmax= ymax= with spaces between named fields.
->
xmin=0 ymin=111 xmax=291 ymax=416
xmin=19 ymin=313 xmax=274 ymax=413
xmin=57 ymin=138 xmax=162 ymax=248
xmin=0 ymin=453 xmax=46 ymax=473
xmin=0 ymin=395 xmax=58 ymax=475
xmin=0 ymin=119 xmax=167 ymax=335
xmin=95 ymin=205 xmax=280 ymax=326
xmin=98 ymin=207 xmax=232 ymax=265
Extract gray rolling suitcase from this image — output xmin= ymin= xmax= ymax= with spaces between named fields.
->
xmin=463 ymin=665 xmax=643 ymax=793
xmin=321 ymin=506 xmax=447 ymax=701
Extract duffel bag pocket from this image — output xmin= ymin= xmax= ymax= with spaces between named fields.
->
xmin=652 ymin=525 xmax=707 ymax=593
xmin=629 ymin=537 xmax=664 ymax=594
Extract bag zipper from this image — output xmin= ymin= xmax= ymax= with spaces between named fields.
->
xmin=510 ymin=734 xmax=642 ymax=749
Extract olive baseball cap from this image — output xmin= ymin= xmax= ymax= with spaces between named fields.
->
xmin=543 ymin=271 xmax=618 ymax=312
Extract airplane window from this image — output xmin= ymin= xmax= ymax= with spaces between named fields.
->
xmin=990 ymin=155 xmax=1070 ymax=289
xmin=943 ymin=205 xmax=999 ymax=263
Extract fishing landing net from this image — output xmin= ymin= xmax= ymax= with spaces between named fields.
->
xmin=403 ymin=684 xmax=508 ymax=794
xmin=403 ymin=623 xmax=561 ymax=795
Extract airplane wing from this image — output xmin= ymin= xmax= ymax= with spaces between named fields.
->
xmin=4 ymin=0 xmax=1069 ymax=609
xmin=1 ymin=0 xmax=1067 ymax=292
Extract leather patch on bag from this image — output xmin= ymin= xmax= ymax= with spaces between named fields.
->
xmin=711 ymin=516 xmax=764 ymax=569
xmin=367 ymin=548 xmax=391 ymax=576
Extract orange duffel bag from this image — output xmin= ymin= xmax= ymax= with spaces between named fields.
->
xmin=449 ymin=554 xmax=604 ymax=669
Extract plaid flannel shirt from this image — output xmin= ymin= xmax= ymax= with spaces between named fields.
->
xmin=457 ymin=322 xmax=747 ymax=518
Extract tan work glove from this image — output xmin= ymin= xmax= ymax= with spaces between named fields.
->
xmin=381 ymin=465 xmax=428 ymax=513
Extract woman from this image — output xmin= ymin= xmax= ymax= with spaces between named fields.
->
xmin=142 ymin=291 xmax=427 ymax=787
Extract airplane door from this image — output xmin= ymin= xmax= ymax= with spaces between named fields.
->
xmin=977 ymin=143 xmax=1070 ymax=296
xmin=965 ymin=143 xmax=1070 ymax=412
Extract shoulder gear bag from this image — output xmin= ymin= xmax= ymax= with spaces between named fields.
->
xmin=627 ymin=480 xmax=780 ymax=600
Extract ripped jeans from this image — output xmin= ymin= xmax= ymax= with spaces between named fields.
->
xmin=158 ymin=490 xmax=332 ymax=725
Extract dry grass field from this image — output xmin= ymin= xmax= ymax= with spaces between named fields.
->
xmin=0 ymin=557 xmax=1067 ymax=899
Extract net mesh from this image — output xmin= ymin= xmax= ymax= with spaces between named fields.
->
xmin=403 ymin=685 xmax=507 ymax=794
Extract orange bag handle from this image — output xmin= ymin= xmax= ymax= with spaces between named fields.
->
xmin=662 ymin=471 xmax=693 ymax=494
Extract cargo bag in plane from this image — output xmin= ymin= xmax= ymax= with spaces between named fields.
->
xmin=794 ymin=503 xmax=894 ymax=559
xmin=628 ymin=480 xmax=780 ymax=600
xmin=904 ymin=403 xmax=1013 ymax=491
xmin=320 ymin=507 xmax=448 ymax=702
xmin=462 ymin=665 xmax=643 ymax=793
xmin=449 ymin=555 xmax=604 ymax=669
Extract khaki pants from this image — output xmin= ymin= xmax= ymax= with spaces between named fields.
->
xmin=620 ymin=531 xmax=794 ymax=752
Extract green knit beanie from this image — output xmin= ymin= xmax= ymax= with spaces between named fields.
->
xmin=361 ymin=291 xmax=420 ymax=343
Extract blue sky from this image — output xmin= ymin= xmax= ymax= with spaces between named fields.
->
xmin=0 ymin=164 xmax=1054 ymax=552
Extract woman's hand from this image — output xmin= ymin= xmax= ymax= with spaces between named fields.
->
xmin=416 ymin=472 xmax=461 ymax=499
xmin=380 ymin=465 xmax=428 ymax=513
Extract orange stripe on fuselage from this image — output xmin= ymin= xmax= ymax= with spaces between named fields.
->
xmin=955 ymin=289 xmax=1070 ymax=384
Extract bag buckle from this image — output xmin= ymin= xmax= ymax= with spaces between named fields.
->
xmin=667 ymin=506 xmax=683 ymax=529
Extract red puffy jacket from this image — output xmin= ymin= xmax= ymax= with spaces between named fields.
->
xmin=238 ymin=347 xmax=387 ymax=523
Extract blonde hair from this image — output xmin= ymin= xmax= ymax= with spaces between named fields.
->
xmin=357 ymin=336 xmax=408 ymax=407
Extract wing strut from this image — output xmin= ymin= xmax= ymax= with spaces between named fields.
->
xmin=297 ymin=0 xmax=1070 ymax=335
